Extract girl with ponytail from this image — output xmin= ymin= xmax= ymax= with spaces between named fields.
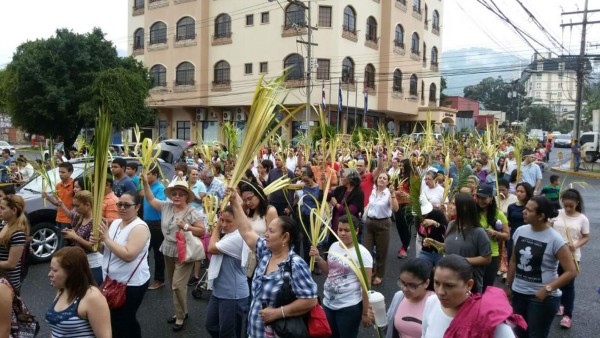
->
xmin=0 ymin=195 xmax=30 ymax=291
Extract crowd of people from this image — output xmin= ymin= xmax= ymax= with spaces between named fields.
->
xmin=0 ymin=131 xmax=591 ymax=338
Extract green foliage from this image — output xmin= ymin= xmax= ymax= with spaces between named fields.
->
xmin=524 ymin=105 xmax=558 ymax=131
xmin=440 ymin=76 xmax=448 ymax=103
xmin=583 ymin=79 xmax=600 ymax=125
xmin=351 ymin=127 xmax=377 ymax=144
xmin=463 ymin=77 xmax=531 ymax=120
xmin=311 ymin=124 xmax=337 ymax=144
xmin=0 ymin=28 xmax=152 ymax=147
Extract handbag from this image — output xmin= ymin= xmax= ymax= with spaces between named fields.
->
xmin=308 ymin=303 xmax=332 ymax=338
xmin=176 ymin=229 xmax=206 ymax=263
xmin=0 ymin=278 xmax=40 ymax=338
xmin=270 ymin=259 xmax=310 ymax=338
xmin=101 ymin=226 xmax=147 ymax=309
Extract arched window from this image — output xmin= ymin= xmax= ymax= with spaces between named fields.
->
xmin=285 ymin=3 xmax=305 ymax=28
xmin=342 ymin=57 xmax=354 ymax=83
xmin=176 ymin=17 xmax=195 ymax=41
xmin=214 ymin=61 xmax=230 ymax=84
xmin=394 ymin=24 xmax=404 ymax=48
xmin=393 ymin=69 xmax=402 ymax=92
xmin=423 ymin=42 xmax=427 ymax=63
xmin=424 ymin=5 xmax=428 ymax=24
xmin=409 ymin=74 xmax=418 ymax=97
xmin=215 ymin=14 xmax=231 ymax=38
xmin=421 ymin=80 xmax=425 ymax=101
xmin=366 ymin=16 xmax=378 ymax=42
xmin=284 ymin=54 xmax=304 ymax=80
xmin=431 ymin=47 xmax=438 ymax=65
xmin=133 ymin=28 xmax=144 ymax=50
xmin=413 ymin=0 xmax=421 ymax=13
xmin=365 ymin=64 xmax=375 ymax=89
xmin=134 ymin=0 xmax=144 ymax=10
xmin=432 ymin=10 xmax=440 ymax=30
xmin=150 ymin=65 xmax=166 ymax=87
xmin=411 ymin=33 xmax=420 ymax=54
xmin=343 ymin=6 xmax=356 ymax=32
xmin=176 ymin=62 xmax=195 ymax=85
xmin=429 ymin=83 xmax=437 ymax=102
xmin=149 ymin=22 xmax=167 ymax=44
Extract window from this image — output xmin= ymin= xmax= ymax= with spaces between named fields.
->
xmin=409 ymin=74 xmax=418 ymax=97
xmin=393 ymin=69 xmax=402 ymax=92
xmin=214 ymin=61 xmax=231 ymax=84
xmin=176 ymin=62 xmax=195 ymax=85
xmin=149 ymin=22 xmax=167 ymax=44
xmin=558 ymin=62 xmax=565 ymax=71
xmin=343 ymin=6 xmax=356 ymax=32
xmin=284 ymin=54 xmax=304 ymax=80
xmin=413 ymin=0 xmax=421 ymax=13
xmin=158 ymin=120 xmax=168 ymax=141
xmin=432 ymin=10 xmax=440 ymax=29
xmin=244 ymin=63 xmax=253 ymax=74
xmin=318 ymin=6 xmax=332 ymax=28
xmin=342 ymin=57 xmax=354 ymax=83
xmin=176 ymin=17 xmax=195 ymax=41
xmin=421 ymin=81 xmax=425 ymax=101
xmin=536 ymin=82 xmax=541 ymax=89
xmin=176 ymin=121 xmax=191 ymax=141
xmin=285 ymin=3 xmax=305 ymax=28
xmin=411 ymin=33 xmax=420 ymax=54
xmin=364 ymin=64 xmax=375 ymax=89
xmin=429 ymin=83 xmax=437 ymax=102
xmin=424 ymin=5 xmax=428 ymax=24
xmin=316 ymin=59 xmax=330 ymax=80
xmin=150 ymin=65 xmax=166 ymax=87
xmin=558 ymin=82 xmax=562 ymax=88
xmin=260 ymin=62 xmax=268 ymax=73
xmin=261 ymin=12 xmax=270 ymax=24
xmin=557 ymin=91 xmax=562 ymax=98
xmin=536 ymin=92 xmax=541 ymax=98
xmin=246 ymin=14 xmax=254 ymax=26
xmin=394 ymin=24 xmax=404 ymax=48
xmin=536 ymin=63 xmax=543 ymax=71
xmin=422 ymin=42 xmax=427 ymax=63
xmin=215 ymin=14 xmax=231 ymax=38
xmin=366 ymin=16 xmax=378 ymax=42
xmin=431 ymin=46 xmax=438 ymax=65
xmin=134 ymin=0 xmax=144 ymax=10
xmin=536 ymin=73 xmax=542 ymax=78
xmin=133 ymin=28 xmax=144 ymax=50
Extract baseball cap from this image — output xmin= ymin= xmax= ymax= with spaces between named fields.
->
xmin=476 ymin=185 xmax=493 ymax=198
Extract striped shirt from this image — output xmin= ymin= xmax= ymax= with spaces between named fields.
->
xmin=45 ymin=294 xmax=95 ymax=338
xmin=0 ymin=224 xmax=25 ymax=291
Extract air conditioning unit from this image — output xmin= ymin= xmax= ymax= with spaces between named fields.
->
xmin=223 ymin=111 xmax=232 ymax=121
xmin=235 ymin=111 xmax=247 ymax=121
xmin=208 ymin=111 xmax=218 ymax=121
xmin=195 ymin=108 xmax=207 ymax=121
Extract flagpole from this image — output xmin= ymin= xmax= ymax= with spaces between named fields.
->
xmin=329 ymin=79 xmax=332 ymax=125
xmin=354 ymin=81 xmax=358 ymax=132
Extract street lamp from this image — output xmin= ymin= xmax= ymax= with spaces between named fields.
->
xmin=507 ymin=90 xmax=517 ymax=129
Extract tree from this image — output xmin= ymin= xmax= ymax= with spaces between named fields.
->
xmin=439 ymin=76 xmax=448 ymax=103
xmin=0 ymin=28 xmax=153 ymax=147
xmin=463 ymin=76 xmax=530 ymax=121
xmin=583 ymin=77 xmax=600 ymax=125
xmin=524 ymin=106 xmax=557 ymax=131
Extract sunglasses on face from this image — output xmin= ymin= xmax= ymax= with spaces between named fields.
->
xmin=171 ymin=192 xmax=188 ymax=198
xmin=116 ymin=203 xmax=136 ymax=209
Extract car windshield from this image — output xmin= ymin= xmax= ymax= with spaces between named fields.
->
xmin=0 ymin=141 xmax=9 ymax=146
xmin=556 ymin=135 xmax=570 ymax=140
xmin=19 ymin=167 xmax=85 ymax=193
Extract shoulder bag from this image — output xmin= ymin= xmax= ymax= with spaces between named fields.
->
xmin=101 ymin=224 xmax=147 ymax=309
xmin=0 ymin=278 xmax=40 ymax=338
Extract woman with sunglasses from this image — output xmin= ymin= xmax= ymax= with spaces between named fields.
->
xmin=97 ymin=191 xmax=150 ymax=338
xmin=142 ymin=178 xmax=205 ymax=331
xmin=60 ymin=190 xmax=104 ymax=286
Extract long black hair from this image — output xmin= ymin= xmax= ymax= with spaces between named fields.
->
xmin=238 ymin=181 xmax=269 ymax=218
xmin=560 ymin=188 xmax=584 ymax=213
xmin=530 ymin=196 xmax=559 ymax=222
xmin=451 ymin=193 xmax=481 ymax=239
xmin=478 ymin=192 xmax=499 ymax=229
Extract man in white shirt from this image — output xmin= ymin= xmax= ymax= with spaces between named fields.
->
xmin=520 ymin=151 xmax=542 ymax=194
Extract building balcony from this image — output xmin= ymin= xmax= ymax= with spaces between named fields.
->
xmin=395 ymin=0 xmax=407 ymax=11
xmin=341 ymin=80 xmax=355 ymax=92
xmin=148 ymin=0 xmax=168 ymax=10
xmin=365 ymin=35 xmax=379 ymax=50
xmin=212 ymin=33 xmax=232 ymax=46
xmin=132 ymin=6 xmax=144 ymax=16
xmin=149 ymin=85 xmax=168 ymax=94
xmin=173 ymin=80 xmax=196 ymax=93
xmin=409 ymin=93 xmax=418 ymax=101
xmin=342 ymin=27 xmax=358 ymax=42
xmin=284 ymin=78 xmax=305 ymax=88
xmin=412 ymin=7 xmax=423 ymax=20
xmin=212 ymin=80 xmax=232 ymax=92
xmin=175 ymin=35 xmax=197 ymax=48
xmin=430 ymin=62 xmax=439 ymax=72
xmin=424 ymin=21 xmax=429 ymax=30
xmin=365 ymin=86 xmax=376 ymax=95
xmin=410 ymin=51 xmax=420 ymax=60
xmin=174 ymin=0 xmax=196 ymax=4
xmin=432 ymin=27 xmax=440 ymax=35
xmin=132 ymin=47 xmax=144 ymax=56
xmin=282 ymin=25 xmax=307 ymax=38
xmin=148 ymin=40 xmax=168 ymax=51
xmin=392 ymin=89 xmax=403 ymax=99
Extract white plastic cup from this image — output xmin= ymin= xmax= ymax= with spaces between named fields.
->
xmin=368 ymin=290 xmax=387 ymax=327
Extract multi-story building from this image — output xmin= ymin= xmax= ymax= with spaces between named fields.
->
xmin=521 ymin=53 xmax=592 ymax=122
xmin=128 ymin=0 xmax=453 ymax=142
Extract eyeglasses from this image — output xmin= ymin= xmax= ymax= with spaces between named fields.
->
xmin=171 ymin=192 xmax=188 ymax=198
xmin=243 ymin=195 xmax=255 ymax=204
xmin=396 ymin=279 xmax=425 ymax=291
xmin=116 ymin=203 xmax=136 ymax=209
xmin=72 ymin=203 xmax=80 ymax=208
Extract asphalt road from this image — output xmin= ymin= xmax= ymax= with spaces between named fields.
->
xmin=19 ymin=149 xmax=600 ymax=338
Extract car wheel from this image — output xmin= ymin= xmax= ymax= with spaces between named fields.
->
xmin=584 ymin=152 xmax=597 ymax=163
xmin=29 ymin=222 xmax=61 ymax=263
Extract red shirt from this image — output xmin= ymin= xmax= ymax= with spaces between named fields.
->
xmin=360 ymin=172 xmax=374 ymax=208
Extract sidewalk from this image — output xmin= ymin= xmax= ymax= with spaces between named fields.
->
xmin=550 ymin=159 xmax=600 ymax=179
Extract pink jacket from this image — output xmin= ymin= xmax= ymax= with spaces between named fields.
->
xmin=444 ymin=286 xmax=527 ymax=338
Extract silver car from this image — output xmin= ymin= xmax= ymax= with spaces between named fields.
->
xmin=553 ymin=134 xmax=572 ymax=148
xmin=0 ymin=141 xmax=16 ymax=156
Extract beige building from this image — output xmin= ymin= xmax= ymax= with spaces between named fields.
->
xmin=128 ymin=0 xmax=451 ymax=143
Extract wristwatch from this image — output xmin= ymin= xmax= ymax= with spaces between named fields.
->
xmin=545 ymin=285 xmax=553 ymax=293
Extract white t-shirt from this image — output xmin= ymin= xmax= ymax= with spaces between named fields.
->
xmin=551 ymin=210 xmax=589 ymax=261
xmin=323 ymin=242 xmax=373 ymax=310
xmin=422 ymin=185 xmax=446 ymax=207
xmin=422 ymin=296 xmax=515 ymax=338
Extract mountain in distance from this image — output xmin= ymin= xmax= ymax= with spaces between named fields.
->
xmin=441 ymin=47 xmax=528 ymax=96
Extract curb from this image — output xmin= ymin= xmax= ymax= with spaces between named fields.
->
xmin=550 ymin=167 xmax=600 ymax=179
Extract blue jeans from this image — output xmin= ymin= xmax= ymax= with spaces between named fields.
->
xmin=419 ymin=250 xmax=442 ymax=266
xmin=56 ymin=222 xmax=71 ymax=248
xmin=205 ymin=295 xmax=249 ymax=338
xmin=91 ymin=266 xmax=104 ymax=287
xmin=511 ymin=291 xmax=560 ymax=338
xmin=323 ymin=301 xmax=363 ymax=338
xmin=558 ymin=264 xmax=576 ymax=317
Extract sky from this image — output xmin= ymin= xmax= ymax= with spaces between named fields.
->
xmin=0 ymin=0 xmax=598 ymax=69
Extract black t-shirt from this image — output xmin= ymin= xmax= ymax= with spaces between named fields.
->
xmin=418 ymin=209 xmax=448 ymax=253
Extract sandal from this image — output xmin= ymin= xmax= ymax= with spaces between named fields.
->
xmin=372 ymin=277 xmax=382 ymax=286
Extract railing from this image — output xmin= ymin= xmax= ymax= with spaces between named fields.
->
xmin=394 ymin=40 xmax=405 ymax=48
xmin=176 ymin=34 xmax=196 ymax=41
xmin=212 ymin=80 xmax=231 ymax=85
xmin=174 ymin=80 xmax=195 ymax=86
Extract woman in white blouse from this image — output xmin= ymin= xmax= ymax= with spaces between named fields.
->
xmin=363 ymin=172 xmax=399 ymax=285
xmin=422 ymin=171 xmax=446 ymax=209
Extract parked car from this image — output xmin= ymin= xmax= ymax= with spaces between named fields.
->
xmin=0 ymin=141 xmax=16 ymax=156
xmin=17 ymin=157 xmax=175 ymax=263
xmin=110 ymin=143 xmax=139 ymax=156
xmin=408 ymin=133 xmax=443 ymax=142
xmin=155 ymin=139 xmax=197 ymax=164
xmin=553 ymin=134 xmax=572 ymax=148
